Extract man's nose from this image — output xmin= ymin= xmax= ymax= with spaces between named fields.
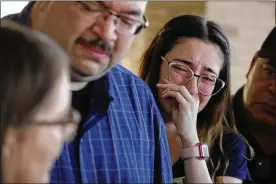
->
xmin=90 ymin=14 xmax=118 ymax=42
xmin=185 ymin=77 xmax=199 ymax=96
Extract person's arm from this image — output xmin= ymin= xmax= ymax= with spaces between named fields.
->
xmin=157 ymin=82 xmax=246 ymax=183
xmin=157 ymin=82 xmax=213 ymax=183
xmin=181 ymin=133 xmax=251 ymax=184
xmin=180 ymin=137 xmax=213 ymax=183
xmin=178 ymin=136 xmax=244 ymax=184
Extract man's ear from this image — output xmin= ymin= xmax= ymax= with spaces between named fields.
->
xmin=33 ymin=2 xmax=52 ymax=13
xmin=246 ymin=52 xmax=259 ymax=79
xmin=30 ymin=2 xmax=53 ymax=29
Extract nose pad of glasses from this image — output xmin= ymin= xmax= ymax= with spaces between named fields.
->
xmin=185 ymin=77 xmax=199 ymax=95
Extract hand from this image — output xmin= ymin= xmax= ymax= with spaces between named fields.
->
xmin=156 ymin=80 xmax=200 ymax=148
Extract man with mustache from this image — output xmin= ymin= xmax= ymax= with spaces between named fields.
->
xmin=232 ymin=26 xmax=276 ymax=183
xmin=2 ymin=1 xmax=173 ymax=183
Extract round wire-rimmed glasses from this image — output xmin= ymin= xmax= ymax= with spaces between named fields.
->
xmin=161 ymin=56 xmax=226 ymax=96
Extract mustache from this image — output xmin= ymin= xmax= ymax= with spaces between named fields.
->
xmin=76 ymin=37 xmax=113 ymax=56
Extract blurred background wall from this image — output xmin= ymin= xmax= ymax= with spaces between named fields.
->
xmin=1 ymin=1 xmax=275 ymax=93
xmin=122 ymin=1 xmax=275 ymax=93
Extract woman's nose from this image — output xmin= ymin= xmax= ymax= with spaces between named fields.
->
xmin=185 ymin=76 xmax=199 ymax=96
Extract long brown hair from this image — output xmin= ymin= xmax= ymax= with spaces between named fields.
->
xmin=139 ymin=15 xmax=237 ymax=180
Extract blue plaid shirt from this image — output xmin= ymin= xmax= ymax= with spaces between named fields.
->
xmin=4 ymin=2 xmax=173 ymax=183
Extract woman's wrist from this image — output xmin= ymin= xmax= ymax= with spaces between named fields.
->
xmin=179 ymin=135 xmax=200 ymax=149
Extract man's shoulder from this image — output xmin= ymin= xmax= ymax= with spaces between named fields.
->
xmin=110 ymin=64 xmax=143 ymax=81
xmin=109 ymin=64 xmax=152 ymax=92
xmin=106 ymin=64 xmax=158 ymax=110
xmin=2 ymin=12 xmax=26 ymax=25
xmin=2 ymin=13 xmax=17 ymax=20
xmin=1 ymin=2 xmax=33 ymax=25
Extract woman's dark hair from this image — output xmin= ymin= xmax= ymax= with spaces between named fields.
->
xmin=0 ymin=21 xmax=70 ymax=182
xmin=139 ymin=15 xmax=238 ymax=180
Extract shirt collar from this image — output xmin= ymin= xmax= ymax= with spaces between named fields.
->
xmin=89 ymin=73 xmax=114 ymax=110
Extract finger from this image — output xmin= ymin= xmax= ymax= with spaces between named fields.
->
xmin=171 ymin=100 xmax=179 ymax=126
xmin=173 ymin=85 xmax=193 ymax=102
xmin=160 ymin=83 xmax=181 ymax=94
xmin=163 ymin=78 xmax=172 ymax=84
xmin=156 ymin=83 xmax=177 ymax=97
xmin=161 ymin=85 xmax=174 ymax=96
xmin=156 ymin=79 xmax=173 ymax=87
xmin=162 ymin=84 xmax=194 ymax=102
xmin=162 ymin=90 xmax=188 ymax=109
xmin=156 ymin=83 xmax=171 ymax=89
xmin=193 ymin=96 xmax=200 ymax=106
xmin=160 ymin=83 xmax=182 ymax=94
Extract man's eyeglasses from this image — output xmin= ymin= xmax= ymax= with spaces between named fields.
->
xmin=77 ymin=1 xmax=149 ymax=35
xmin=161 ymin=56 xmax=225 ymax=96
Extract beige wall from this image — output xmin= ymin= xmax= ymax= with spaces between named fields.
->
xmin=121 ymin=2 xmax=205 ymax=74
xmin=121 ymin=2 xmax=275 ymax=94
xmin=205 ymin=2 xmax=275 ymax=93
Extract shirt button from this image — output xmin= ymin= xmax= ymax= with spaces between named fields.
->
xmin=258 ymin=162 xmax=262 ymax=166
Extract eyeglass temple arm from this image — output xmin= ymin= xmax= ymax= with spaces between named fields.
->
xmin=143 ymin=15 xmax=149 ymax=28
xmin=161 ymin=56 xmax=170 ymax=64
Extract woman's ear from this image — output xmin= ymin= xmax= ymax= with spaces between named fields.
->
xmin=33 ymin=2 xmax=52 ymax=13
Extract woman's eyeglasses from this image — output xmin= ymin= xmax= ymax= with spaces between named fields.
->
xmin=161 ymin=56 xmax=225 ymax=96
